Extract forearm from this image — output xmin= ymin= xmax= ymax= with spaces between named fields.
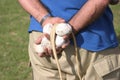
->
xmin=69 ymin=0 xmax=109 ymax=34
xmin=18 ymin=0 xmax=48 ymax=22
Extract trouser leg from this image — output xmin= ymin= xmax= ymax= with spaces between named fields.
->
xmin=80 ymin=47 xmax=120 ymax=80
xmin=28 ymin=31 xmax=120 ymax=80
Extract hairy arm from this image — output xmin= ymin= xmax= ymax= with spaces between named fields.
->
xmin=18 ymin=0 xmax=65 ymax=26
xmin=18 ymin=0 xmax=65 ymax=56
xmin=69 ymin=0 xmax=110 ymax=34
xmin=18 ymin=0 xmax=49 ymax=22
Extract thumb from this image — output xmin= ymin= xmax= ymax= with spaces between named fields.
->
xmin=35 ymin=36 xmax=42 ymax=44
xmin=61 ymin=40 xmax=70 ymax=49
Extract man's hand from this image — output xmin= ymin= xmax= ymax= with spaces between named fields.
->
xmin=35 ymin=17 xmax=72 ymax=57
xmin=34 ymin=33 xmax=55 ymax=57
xmin=42 ymin=16 xmax=65 ymax=27
xmin=35 ymin=33 xmax=70 ymax=57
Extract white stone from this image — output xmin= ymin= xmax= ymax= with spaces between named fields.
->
xmin=55 ymin=23 xmax=72 ymax=36
xmin=43 ymin=23 xmax=53 ymax=34
xmin=34 ymin=23 xmax=72 ymax=53
xmin=34 ymin=44 xmax=44 ymax=53
xmin=55 ymin=36 xmax=65 ymax=47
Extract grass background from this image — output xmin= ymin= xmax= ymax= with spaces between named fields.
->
xmin=0 ymin=0 xmax=120 ymax=80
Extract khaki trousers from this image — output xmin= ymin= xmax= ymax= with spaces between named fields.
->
xmin=29 ymin=31 xmax=120 ymax=80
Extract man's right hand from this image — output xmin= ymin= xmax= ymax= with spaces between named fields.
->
xmin=42 ymin=16 xmax=65 ymax=27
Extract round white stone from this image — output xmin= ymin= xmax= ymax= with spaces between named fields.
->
xmin=55 ymin=36 xmax=65 ymax=47
xmin=55 ymin=23 xmax=72 ymax=36
xmin=43 ymin=23 xmax=53 ymax=34
xmin=34 ymin=44 xmax=44 ymax=53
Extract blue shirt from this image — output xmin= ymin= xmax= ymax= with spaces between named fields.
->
xmin=28 ymin=0 xmax=118 ymax=51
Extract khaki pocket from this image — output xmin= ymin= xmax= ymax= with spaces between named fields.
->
xmin=93 ymin=54 xmax=120 ymax=77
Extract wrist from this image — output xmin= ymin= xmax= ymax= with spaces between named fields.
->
xmin=39 ymin=14 xmax=51 ymax=25
xmin=68 ymin=23 xmax=79 ymax=35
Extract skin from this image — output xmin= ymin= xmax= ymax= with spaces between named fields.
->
xmin=18 ymin=0 xmax=116 ymax=57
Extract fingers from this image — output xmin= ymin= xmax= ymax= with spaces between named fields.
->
xmin=36 ymin=39 xmax=70 ymax=57
xmin=35 ymin=36 xmax=43 ymax=44
xmin=42 ymin=17 xmax=65 ymax=26
xmin=56 ymin=47 xmax=63 ymax=54
xmin=37 ymin=47 xmax=53 ymax=57
xmin=35 ymin=33 xmax=50 ymax=44
xmin=63 ymin=33 xmax=72 ymax=40
xmin=38 ymin=52 xmax=45 ymax=57
xmin=61 ymin=40 xmax=70 ymax=49
xmin=37 ymin=46 xmax=63 ymax=57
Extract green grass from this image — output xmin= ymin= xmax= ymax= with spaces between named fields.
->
xmin=0 ymin=0 xmax=120 ymax=80
xmin=0 ymin=0 xmax=32 ymax=80
xmin=110 ymin=4 xmax=120 ymax=44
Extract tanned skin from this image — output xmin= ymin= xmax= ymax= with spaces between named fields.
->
xmin=18 ymin=0 xmax=115 ymax=57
